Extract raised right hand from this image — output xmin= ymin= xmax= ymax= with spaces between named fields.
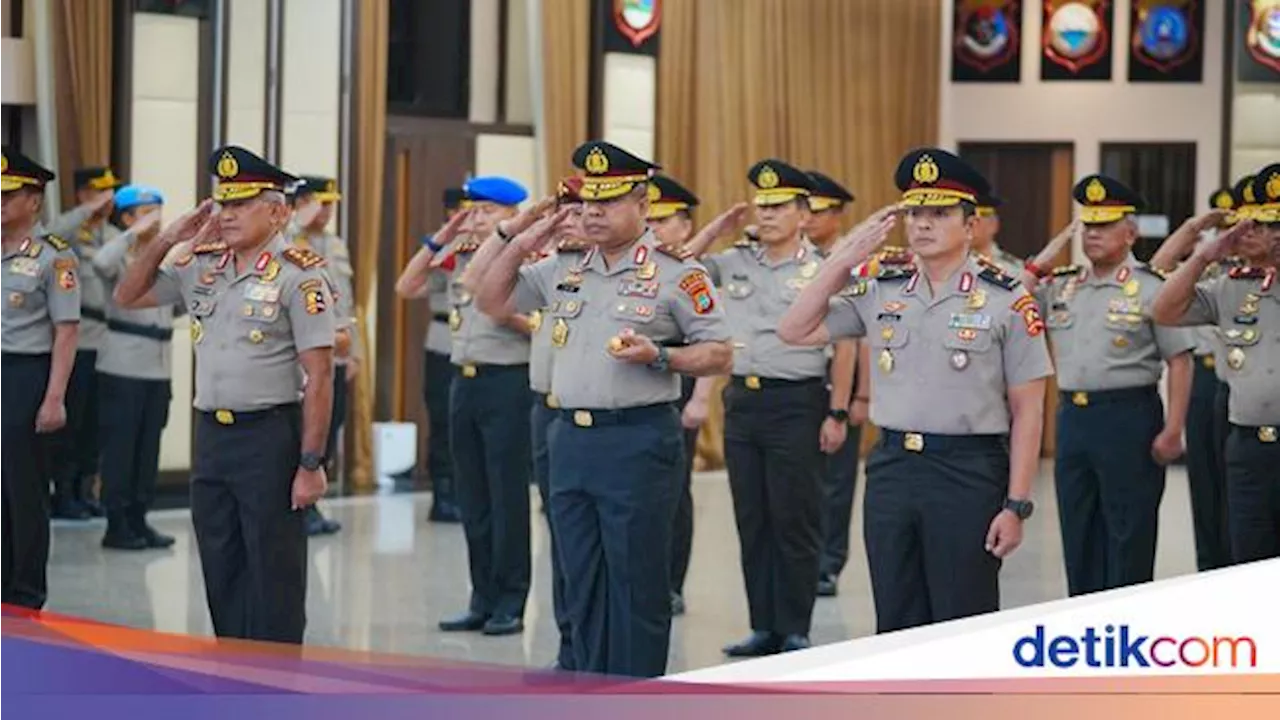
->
xmin=159 ymin=199 xmax=215 ymax=247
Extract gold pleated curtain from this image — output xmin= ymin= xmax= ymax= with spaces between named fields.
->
xmin=658 ymin=0 xmax=941 ymax=468
xmin=52 ymin=0 xmax=114 ymax=205
xmin=347 ymin=0 xmax=390 ymax=489
xmin=540 ymin=0 xmax=591 ymax=193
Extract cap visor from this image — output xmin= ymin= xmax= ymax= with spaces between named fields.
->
xmin=647 ymin=202 xmax=687 ymax=220
xmin=0 ymin=177 xmax=26 ymax=192
xmin=89 ymin=178 xmax=125 ymax=191
xmin=808 ymin=196 xmax=844 ymax=212
xmin=580 ymin=181 xmax=638 ymax=201
xmin=310 ymin=191 xmax=342 ymax=202
xmin=214 ymin=183 xmax=277 ymax=202
xmin=754 ymin=189 xmax=806 ymax=207
xmin=1080 ymin=206 xmax=1133 ymax=225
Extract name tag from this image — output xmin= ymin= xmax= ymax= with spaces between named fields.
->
xmin=877 ymin=313 xmax=901 ymax=322
xmin=244 ymin=282 xmax=281 ymax=303
xmin=785 ymin=277 xmax=811 ymax=290
xmin=618 ymin=279 xmax=659 ymax=298
xmin=9 ymin=258 xmax=40 ymax=277
xmin=949 ymin=313 xmax=992 ymax=330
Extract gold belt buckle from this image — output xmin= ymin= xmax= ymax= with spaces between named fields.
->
xmin=1260 ymin=426 xmax=1278 ymax=444
xmin=462 ymin=364 xmax=478 ymax=378
xmin=745 ymin=375 xmax=762 ymax=390
xmin=573 ymin=410 xmax=593 ymax=428
xmin=903 ymin=432 xmax=924 ymax=452
xmin=545 ymin=394 xmax=560 ymax=409
xmin=214 ymin=409 xmax=235 ymax=425
xmin=1203 ymin=355 xmax=1216 ymax=370
xmin=1071 ymin=391 xmax=1089 ymax=407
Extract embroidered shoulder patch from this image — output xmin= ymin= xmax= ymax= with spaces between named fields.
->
xmin=193 ymin=241 xmax=229 ymax=255
xmin=1228 ymin=266 xmax=1268 ymax=280
xmin=43 ymin=234 xmax=70 ymax=252
xmin=678 ymin=270 xmax=715 ymax=315
xmin=1011 ymin=293 xmax=1045 ymax=336
xmin=283 ymin=245 xmax=326 ymax=269
xmin=839 ymin=278 xmax=869 ymax=297
xmin=1137 ymin=263 xmax=1168 ymax=280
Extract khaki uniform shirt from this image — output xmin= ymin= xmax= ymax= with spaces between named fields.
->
xmin=286 ymin=224 xmax=361 ymax=364
xmin=425 ymin=270 xmax=453 ymax=356
xmin=1172 ymin=266 xmax=1280 ymax=426
xmin=513 ymin=231 xmax=730 ymax=409
xmin=1034 ymin=256 xmax=1195 ymax=391
xmin=151 ymin=234 xmax=336 ymax=411
xmin=702 ymin=239 xmax=828 ymax=379
xmin=449 ymin=238 xmax=530 ymax=367
xmin=93 ymin=231 xmax=175 ymax=380
xmin=48 ymin=206 xmax=116 ymax=351
xmin=825 ymin=255 xmax=1054 ymax=435
xmin=2 ymin=229 xmax=81 ymax=353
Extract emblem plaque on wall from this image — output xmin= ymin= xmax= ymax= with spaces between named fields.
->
xmin=1041 ymin=0 xmax=1114 ymax=80
xmin=952 ymin=1 xmax=1023 ymax=82
xmin=1129 ymin=1 xmax=1204 ymax=82
xmin=1238 ymin=0 xmax=1280 ymax=82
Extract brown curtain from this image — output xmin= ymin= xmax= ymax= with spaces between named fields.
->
xmin=539 ymin=0 xmax=590 ymax=192
xmin=52 ymin=0 xmax=114 ymax=205
xmin=658 ymin=0 xmax=941 ymax=468
xmin=347 ymin=0 xmax=390 ymax=489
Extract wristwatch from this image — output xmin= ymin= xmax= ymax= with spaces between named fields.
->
xmin=648 ymin=344 xmax=671 ymax=372
xmin=300 ymin=452 xmax=324 ymax=472
xmin=496 ymin=223 xmax=513 ymax=242
xmin=1003 ymin=497 xmax=1035 ymax=520
xmin=827 ymin=408 xmax=850 ymax=422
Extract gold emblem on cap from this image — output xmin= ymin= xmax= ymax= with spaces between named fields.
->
xmin=1267 ymin=172 xmax=1280 ymax=201
xmin=1085 ymin=178 xmax=1106 ymax=203
xmin=647 ymin=183 xmax=662 ymax=202
xmin=585 ymin=146 xmax=610 ymax=175
xmin=757 ymin=165 xmax=780 ymax=189
xmin=216 ymin=152 xmax=239 ymax=179
xmin=1 ymin=154 xmax=8 ymax=173
xmin=912 ymin=155 xmax=940 ymax=185
xmin=1214 ymin=191 xmax=1234 ymax=210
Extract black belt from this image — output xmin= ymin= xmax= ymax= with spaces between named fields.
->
xmin=1 ymin=351 xmax=51 ymax=366
xmin=557 ymin=402 xmax=674 ymax=428
xmin=431 ymin=312 xmax=450 ymax=323
xmin=81 ymin=306 xmax=107 ymax=322
xmin=197 ymin=403 xmax=299 ymax=426
xmin=454 ymin=362 xmax=528 ymax=378
xmin=1059 ymin=385 xmax=1158 ymax=408
xmin=880 ymin=429 xmax=1006 ymax=454
xmin=731 ymin=375 xmax=824 ymax=391
xmin=107 ymin=318 xmax=173 ymax=341
xmin=1229 ymin=424 xmax=1279 ymax=444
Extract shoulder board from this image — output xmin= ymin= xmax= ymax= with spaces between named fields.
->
xmin=876 ymin=266 xmax=914 ymax=281
xmin=555 ymin=238 xmax=588 ymax=253
xmin=839 ymin=277 xmax=869 ymax=297
xmin=42 ymin=234 xmax=70 ymax=252
xmin=455 ymin=239 xmax=481 ymax=254
xmin=282 ymin=245 xmax=326 ymax=269
xmin=192 ymin=241 xmax=228 ymax=255
xmin=1222 ymin=255 xmax=1245 ymax=268
xmin=655 ymin=243 xmax=692 ymax=261
xmin=877 ymin=247 xmax=914 ymax=265
xmin=1228 ymin=266 xmax=1268 ymax=280
xmin=1051 ymin=264 xmax=1082 ymax=277
xmin=1137 ymin=263 xmax=1167 ymax=280
xmin=978 ymin=266 xmax=1019 ymax=291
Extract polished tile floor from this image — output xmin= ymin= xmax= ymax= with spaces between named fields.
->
xmin=47 ymin=462 xmax=1200 ymax=673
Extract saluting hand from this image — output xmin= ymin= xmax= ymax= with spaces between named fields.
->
xmin=706 ymin=203 xmax=751 ymax=238
xmin=159 ymin=199 xmax=215 ymax=248
xmin=829 ymin=204 xmax=899 ymax=268
xmin=514 ymin=206 xmax=575 ymax=254
xmin=1193 ymin=219 xmax=1255 ymax=263
xmin=292 ymin=466 xmax=328 ymax=510
xmin=426 ymin=208 xmax=476 ymax=267
xmin=985 ymin=508 xmax=1023 ymax=559
xmin=607 ymin=327 xmax=660 ymax=365
xmin=133 ymin=209 xmax=163 ymax=237
xmin=499 ymin=195 xmax=558 ymax=239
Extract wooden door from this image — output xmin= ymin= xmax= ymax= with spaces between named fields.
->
xmin=960 ymin=142 xmax=1075 ymax=457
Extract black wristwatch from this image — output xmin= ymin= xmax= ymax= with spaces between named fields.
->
xmin=496 ymin=223 xmax=513 ymax=242
xmin=1003 ymin=497 xmax=1034 ymax=520
xmin=648 ymin=344 xmax=671 ymax=372
xmin=827 ymin=408 xmax=850 ymax=422
xmin=300 ymin=452 xmax=324 ymax=472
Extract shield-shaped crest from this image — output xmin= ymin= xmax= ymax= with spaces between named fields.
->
xmin=614 ymin=0 xmax=661 ymax=47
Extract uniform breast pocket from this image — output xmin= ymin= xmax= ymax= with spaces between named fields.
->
xmin=611 ymin=299 xmax=658 ymax=324
xmin=723 ymin=280 xmax=755 ymax=301
xmin=188 ymin=298 xmax=217 ymax=318
xmin=5 ymin=275 xmax=42 ymax=307
xmin=943 ymin=329 xmax=994 ymax=372
xmin=1046 ymin=307 xmax=1074 ymax=330
xmin=1104 ymin=314 xmax=1146 ymax=355
xmin=1221 ymin=328 xmax=1261 ymax=376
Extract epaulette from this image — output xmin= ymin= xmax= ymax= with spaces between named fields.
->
xmin=655 ymin=243 xmax=692 ymax=261
xmin=1222 ymin=255 xmax=1245 ymax=268
xmin=282 ymin=245 xmax=326 ymax=269
xmin=192 ymin=240 xmax=228 ymax=255
xmin=1051 ymin=264 xmax=1082 ymax=277
xmin=556 ymin=238 xmax=589 ymax=253
xmin=455 ymin=239 xmax=481 ymax=254
xmin=978 ymin=265 xmax=1019 ymax=291
xmin=1137 ymin=263 xmax=1167 ymax=280
xmin=734 ymin=237 xmax=755 ymax=249
xmin=839 ymin=277 xmax=869 ymax=297
xmin=877 ymin=266 xmax=914 ymax=281
xmin=1228 ymin=266 xmax=1269 ymax=280
xmin=877 ymin=247 xmax=914 ymax=265
xmin=43 ymin=234 xmax=70 ymax=252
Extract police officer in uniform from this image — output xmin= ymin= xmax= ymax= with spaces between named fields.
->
xmin=288 ymin=175 xmax=356 ymax=536
xmin=114 ymin=145 xmax=335 ymax=643
xmin=704 ymin=160 xmax=834 ymax=655
xmin=45 ymin=166 xmax=123 ymax=519
xmin=1020 ymin=175 xmax=1194 ymax=596
xmin=438 ymin=176 xmax=535 ymax=636
xmin=803 ymin=170 xmax=862 ymax=599
xmin=973 ymin=193 xmax=1024 ymax=275
xmin=93 ymin=185 xmax=177 ymax=550
xmin=1 ymin=147 xmax=80 ymax=609
xmin=475 ymin=141 xmax=733 ymax=677
xmin=779 ymin=148 xmax=1053 ymax=633
xmin=1153 ymin=164 xmax=1280 ymax=564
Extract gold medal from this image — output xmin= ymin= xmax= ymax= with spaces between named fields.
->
xmin=636 ymin=261 xmax=657 ymax=281
xmin=262 ymin=304 xmax=277 ymax=319
xmin=1113 ymin=335 xmax=1129 ymax=349
xmin=1240 ymin=302 xmax=1259 ymax=316
xmin=552 ymin=318 xmax=569 ymax=347
xmin=1242 ymin=328 xmax=1258 ymax=343
xmin=8 ymin=292 xmax=23 ymax=308
xmin=448 ymin=308 xmax=462 ymax=332
xmin=966 ymin=289 xmax=987 ymax=310
xmin=1123 ymin=279 xmax=1140 ymax=297
xmin=528 ymin=310 xmax=543 ymax=332
xmin=248 ymin=328 xmax=265 ymax=344
xmin=878 ymin=348 xmax=894 ymax=374
xmin=880 ymin=326 xmax=894 ymax=342
xmin=799 ymin=261 xmax=818 ymax=279
xmin=191 ymin=318 xmax=204 ymax=344
xmin=950 ymin=350 xmax=969 ymax=370
xmin=1227 ymin=347 xmax=1245 ymax=370
xmin=243 ymin=304 xmax=254 ymax=317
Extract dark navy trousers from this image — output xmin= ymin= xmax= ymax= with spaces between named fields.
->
xmin=548 ymin=403 xmax=681 ymax=678
xmin=450 ymin=364 xmax=532 ymax=619
xmin=2 ymin=353 xmax=52 ymax=609
xmin=1185 ymin=358 xmax=1231 ymax=571
xmin=424 ymin=351 xmax=455 ymax=503
xmin=1225 ymin=424 xmax=1280 ymax=564
xmin=98 ymin=373 xmax=170 ymax=521
xmin=44 ymin=349 xmax=99 ymax=499
xmin=1055 ymin=386 xmax=1166 ymax=596
xmin=531 ymin=393 xmax=572 ymax=668
xmin=671 ymin=375 xmax=697 ymax=597
xmin=819 ymin=420 xmax=863 ymax=579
